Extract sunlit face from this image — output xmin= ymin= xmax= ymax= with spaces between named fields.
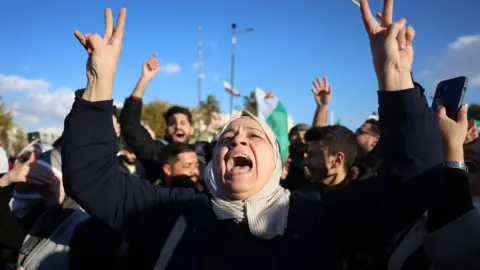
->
xmin=164 ymin=151 xmax=200 ymax=183
xmin=215 ymin=117 xmax=274 ymax=199
xmin=167 ymin=113 xmax=194 ymax=143
xmin=356 ymin=123 xmax=378 ymax=154
xmin=290 ymin=130 xmax=306 ymax=145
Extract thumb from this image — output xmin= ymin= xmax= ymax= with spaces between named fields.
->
xmin=87 ymin=34 xmax=104 ymax=50
xmin=23 ymin=152 xmax=36 ymax=166
xmin=386 ymin=18 xmax=406 ymax=43
xmin=457 ymin=104 xmax=468 ymax=124
xmin=435 ymin=99 xmax=447 ymax=119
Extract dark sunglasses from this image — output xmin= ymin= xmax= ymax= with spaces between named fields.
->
xmin=355 ymin=128 xmax=378 ymax=137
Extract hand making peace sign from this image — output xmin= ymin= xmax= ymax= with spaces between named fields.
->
xmin=360 ymin=0 xmax=415 ymax=91
xmin=74 ymin=8 xmax=127 ymax=101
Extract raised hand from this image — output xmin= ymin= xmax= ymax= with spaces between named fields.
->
xmin=7 ymin=155 xmax=53 ymax=186
xmin=74 ymin=8 xmax=127 ymax=101
xmin=360 ymin=0 xmax=415 ymax=91
xmin=264 ymin=91 xmax=277 ymax=100
xmin=142 ymin=53 xmax=161 ymax=80
xmin=312 ymin=76 xmax=332 ymax=106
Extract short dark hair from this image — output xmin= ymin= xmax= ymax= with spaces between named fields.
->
xmin=364 ymin=119 xmax=380 ymax=136
xmin=305 ymin=125 xmax=358 ymax=170
xmin=289 ymin=123 xmax=311 ymax=141
xmin=162 ymin=143 xmax=196 ymax=166
xmin=164 ymin=106 xmax=192 ymax=125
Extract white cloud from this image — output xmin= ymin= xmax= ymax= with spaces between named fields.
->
xmin=0 ymin=73 xmax=75 ymax=128
xmin=420 ymin=34 xmax=480 ymax=88
xmin=449 ymin=35 xmax=480 ymax=51
xmin=163 ymin=63 xmax=181 ymax=75
xmin=212 ymin=75 xmax=221 ymax=83
xmin=10 ymin=87 xmax=75 ymax=127
xmin=113 ymin=101 xmax=124 ymax=109
xmin=199 ymin=73 xmax=206 ymax=80
xmin=0 ymin=73 xmax=49 ymax=92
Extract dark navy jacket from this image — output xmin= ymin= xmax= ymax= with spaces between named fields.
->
xmin=62 ymin=87 xmax=443 ymax=270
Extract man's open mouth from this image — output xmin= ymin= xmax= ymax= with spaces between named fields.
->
xmin=174 ymin=132 xmax=186 ymax=140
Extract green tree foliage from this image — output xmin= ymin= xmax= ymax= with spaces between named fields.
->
xmin=243 ymin=91 xmax=257 ymax=116
xmin=468 ymin=104 xmax=480 ymax=120
xmin=141 ymin=100 xmax=170 ymax=139
xmin=13 ymin=129 xmax=26 ymax=151
xmin=198 ymin=94 xmax=220 ymax=125
xmin=0 ymin=97 xmax=13 ymax=147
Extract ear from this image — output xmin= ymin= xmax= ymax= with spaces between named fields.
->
xmin=370 ymin=137 xmax=379 ymax=148
xmin=163 ymin=164 xmax=172 ymax=177
xmin=334 ymin=152 xmax=345 ymax=169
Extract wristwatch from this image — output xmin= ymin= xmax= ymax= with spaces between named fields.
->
xmin=443 ymin=161 xmax=468 ymax=172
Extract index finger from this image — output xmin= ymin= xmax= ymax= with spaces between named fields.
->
xmin=113 ymin=8 xmax=127 ymax=40
xmin=104 ymin=8 xmax=114 ymax=39
xmin=381 ymin=0 xmax=393 ymax=26
xmin=360 ymin=0 xmax=378 ymax=35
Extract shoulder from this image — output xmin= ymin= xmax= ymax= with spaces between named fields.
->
xmin=287 ymin=189 xmax=324 ymax=223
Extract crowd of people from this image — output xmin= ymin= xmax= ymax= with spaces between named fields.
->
xmin=1 ymin=0 xmax=480 ymax=269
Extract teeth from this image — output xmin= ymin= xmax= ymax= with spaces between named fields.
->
xmin=231 ymin=166 xmax=250 ymax=172
xmin=227 ymin=158 xmax=234 ymax=168
xmin=233 ymin=153 xmax=248 ymax=159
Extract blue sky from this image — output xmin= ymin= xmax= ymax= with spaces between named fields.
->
xmin=1 ymin=0 xmax=480 ymax=132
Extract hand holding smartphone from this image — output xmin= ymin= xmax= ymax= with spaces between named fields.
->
xmin=432 ymin=76 xmax=469 ymax=120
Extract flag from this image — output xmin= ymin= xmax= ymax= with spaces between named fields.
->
xmin=255 ymin=88 xmax=290 ymax=165
xmin=223 ymin=80 xmax=240 ymax=96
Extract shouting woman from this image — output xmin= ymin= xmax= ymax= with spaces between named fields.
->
xmin=60 ymin=0 xmax=443 ymax=269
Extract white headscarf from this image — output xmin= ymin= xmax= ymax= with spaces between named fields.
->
xmin=204 ymin=110 xmax=291 ymax=239
xmin=0 ymin=147 xmax=8 ymax=174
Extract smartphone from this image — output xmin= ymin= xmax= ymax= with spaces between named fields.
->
xmin=432 ymin=76 xmax=469 ymax=120
xmin=27 ymin=132 xmax=41 ymax=143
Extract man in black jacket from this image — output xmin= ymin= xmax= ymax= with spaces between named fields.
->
xmin=119 ymin=54 xmax=208 ymax=184
xmin=118 ymin=144 xmax=146 ymax=179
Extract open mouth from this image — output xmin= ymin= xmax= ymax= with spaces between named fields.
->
xmin=226 ymin=152 xmax=253 ymax=173
xmin=174 ymin=132 xmax=186 ymax=140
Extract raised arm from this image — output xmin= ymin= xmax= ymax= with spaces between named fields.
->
xmin=323 ymin=0 xmax=443 ymax=255
xmin=120 ymin=53 xmax=166 ymax=163
xmin=63 ymin=9 xmax=195 ymax=234
xmin=311 ymin=76 xmax=332 ymax=127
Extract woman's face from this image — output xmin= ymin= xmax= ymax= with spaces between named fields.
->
xmin=215 ymin=117 xmax=275 ymax=199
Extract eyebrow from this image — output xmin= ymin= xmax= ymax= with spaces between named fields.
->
xmin=222 ymin=126 xmax=265 ymax=135
xmin=245 ymin=126 xmax=264 ymax=133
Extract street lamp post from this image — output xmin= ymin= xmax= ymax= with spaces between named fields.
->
xmin=198 ymin=25 xmax=203 ymax=108
xmin=229 ymin=24 xmax=254 ymax=117
xmin=230 ymin=24 xmax=237 ymax=117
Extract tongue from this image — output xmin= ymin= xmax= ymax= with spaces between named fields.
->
xmin=231 ymin=166 xmax=250 ymax=173
xmin=227 ymin=158 xmax=250 ymax=173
